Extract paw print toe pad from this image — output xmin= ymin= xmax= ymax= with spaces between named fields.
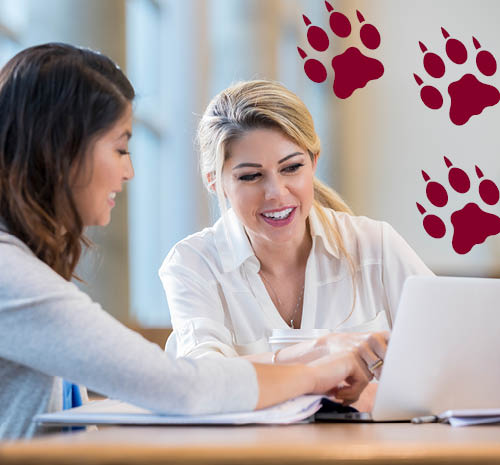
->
xmin=299 ymin=3 xmax=384 ymax=99
xmin=418 ymin=157 xmax=500 ymax=254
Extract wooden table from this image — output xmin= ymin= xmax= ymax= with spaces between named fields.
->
xmin=1 ymin=422 xmax=500 ymax=465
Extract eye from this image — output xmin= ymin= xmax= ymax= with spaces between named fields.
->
xmin=117 ymin=149 xmax=130 ymax=156
xmin=282 ymin=163 xmax=304 ymax=173
xmin=238 ymin=173 xmax=261 ymax=182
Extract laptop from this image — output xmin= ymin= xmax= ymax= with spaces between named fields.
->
xmin=315 ymin=276 xmax=500 ymax=422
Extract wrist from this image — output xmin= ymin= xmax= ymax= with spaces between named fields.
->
xmin=300 ymin=364 xmax=317 ymax=394
xmin=282 ymin=363 xmax=316 ymax=396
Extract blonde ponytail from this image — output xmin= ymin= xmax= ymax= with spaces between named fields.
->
xmin=313 ymin=177 xmax=352 ymax=214
xmin=312 ymin=179 xmax=357 ymax=326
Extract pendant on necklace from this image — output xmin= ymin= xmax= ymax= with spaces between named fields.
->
xmin=290 ymin=319 xmax=294 ymax=329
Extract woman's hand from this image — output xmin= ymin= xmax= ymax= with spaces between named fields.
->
xmin=306 ymin=350 xmax=373 ymax=403
xmin=351 ymin=382 xmax=378 ymax=412
xmin=253 ymin=349 xmax=373 ymax=410
xmin=315 ymin=331 xmax=389 ymax=380
xmin=272 ymin=331 xmax=389 ymax=380
xmin=251 ymin=331 xmax=390 ymax=409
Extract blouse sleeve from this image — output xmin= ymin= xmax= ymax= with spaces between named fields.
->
xmin=380 ymin=222 xmax=434 ymax=323
xmin=159 ymin=244 xmax=239 ymax=359
xmin=0 ymin=236 xmax=258 ymax=415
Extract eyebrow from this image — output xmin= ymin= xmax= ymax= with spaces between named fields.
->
xmin=232 ymin=152 xmax=303 ymax=170
xmin=117 ymin=130 xmax=132 ymax=141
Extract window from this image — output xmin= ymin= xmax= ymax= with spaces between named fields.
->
xmin=127 ymin=0 xmax=171 ymax=325
xmin=0 ymin=1 xmax=25 ymax=67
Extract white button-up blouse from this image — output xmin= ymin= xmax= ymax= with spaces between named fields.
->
xmin=159 ymin=206 xmax=433 ymax=358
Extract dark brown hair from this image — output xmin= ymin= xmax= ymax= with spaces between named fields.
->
xmin=0 ymin=43 xmax=135 ymax=280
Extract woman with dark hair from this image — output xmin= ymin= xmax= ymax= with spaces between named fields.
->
xmin=0 ymin=43 xmax=375 ymax=439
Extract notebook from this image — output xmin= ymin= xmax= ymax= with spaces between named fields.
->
xmin=35 ymin=395 xmax=351 ymax=426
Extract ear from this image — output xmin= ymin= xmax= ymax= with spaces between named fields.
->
xmin=207 ymin=172 xmax=228 ymax=198
xmin=206 ymin=172 xmax=216 ymax=192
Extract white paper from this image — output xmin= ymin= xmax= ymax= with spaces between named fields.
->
xmin=447 ymin=416 xmax=500 ymax=427
xmin=34 ymin=395 xmax=325 ymax=426
xmin=440 ymin=408 xmax=500 ymax=418
xmin=439 ymin=409 xmax=500 ymax=427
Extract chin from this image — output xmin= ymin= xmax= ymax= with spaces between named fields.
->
xmin=92 ymin=214 xmax=111 ymax=227
xmin=263 ymin=229 xmax=297 ymax=243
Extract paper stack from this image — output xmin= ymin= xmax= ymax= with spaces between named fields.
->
xmin=35 ymin=395 xmax=325 ymax=426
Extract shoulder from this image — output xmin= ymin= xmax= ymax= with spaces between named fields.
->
xmin=0 ymin=230 xmax=85 ymax=304
xmin=0 ymin=230 xmax=54 ymax=280
xmin=328 ymin=209 xmax=430 ymax=273
xmin=159 ymin=222 xmax=222 ymax=279
xmin=325 ymin=208 xmax=386 ymax=257
xmin=331 ymin=209 xmax=384 ymax=236
xmin=0 ymin=229 xmax=34 ymax=257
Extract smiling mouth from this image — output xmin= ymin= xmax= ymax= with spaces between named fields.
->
xmin=261 ymin=207 xmax=294 ymax=220
xmin=259 ymin=206 xmax=298 ymax=229
xmin=107 ymin=192 xmax=117 ymax=207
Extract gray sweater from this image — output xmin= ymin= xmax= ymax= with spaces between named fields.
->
xmin=0 ymin=227 xmax=258 ymax=439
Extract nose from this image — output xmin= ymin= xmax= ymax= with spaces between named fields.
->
xmin=264 ymin=173 xmax=288 ymax=200
xmin=122 ymin=154 xmax=134 ymax=182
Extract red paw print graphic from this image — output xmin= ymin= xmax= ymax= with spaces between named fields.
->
xmin=297 ymin=1 xmax=384 ymax=99
xmin=414 ymin=28 xmax=500 ymax=125
xmin=417 ymin=157 xmax=500 ymax=254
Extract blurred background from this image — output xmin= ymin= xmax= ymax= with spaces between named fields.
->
xmin=1 ymin=0 xmax=499 ymax=331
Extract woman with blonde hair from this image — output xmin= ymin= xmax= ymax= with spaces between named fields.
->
xmin=160 ymin=79 xmax=432 ymax=405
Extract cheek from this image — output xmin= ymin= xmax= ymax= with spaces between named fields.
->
xmin=226 ymin=183 xmax=258 ymax=216
xmin=292 ymin=174 xmax=314 ymax=195
xmin=305 ymin=177 xmax=315 ymax=199
xmin=83 ymin=165 xmax=114 ymax=216
xmin=72 ymin=187 xmax=94 ymax=224
xmin=94 ymin=161 xmax=117 ymax=191
xmin=239 ymin=186 xmax=260 ymax=208
xmin=292 ymin=175 xmax=315 ymax=211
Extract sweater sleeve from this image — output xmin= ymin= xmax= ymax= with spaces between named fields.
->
xmin=0 ymin=235 xmax=258 ymax=415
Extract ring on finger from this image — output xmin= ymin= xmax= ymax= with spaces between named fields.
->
xmin=368 ymin=358 xmax=383 ymax=374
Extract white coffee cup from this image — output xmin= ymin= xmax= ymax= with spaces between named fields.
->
xmin=268 ymin=328 xmax=330 ymax=352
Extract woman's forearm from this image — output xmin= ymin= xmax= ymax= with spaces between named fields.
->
xmin=252 ymin=363 xmax=314 ymax=410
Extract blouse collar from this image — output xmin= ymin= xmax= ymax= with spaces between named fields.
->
xmin=308 ymin=205 xmax=340 ymax=259
xmin=214 ymin=205 xmax=339 ymax=273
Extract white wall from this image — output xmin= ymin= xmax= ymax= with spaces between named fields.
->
xmin=332 ymin=0 xmax=500 ymax=276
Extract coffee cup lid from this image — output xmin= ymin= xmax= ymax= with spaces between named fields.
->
xmin=270 ymin=328 xmax=329 ymax=339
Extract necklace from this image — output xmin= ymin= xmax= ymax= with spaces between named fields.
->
xmin=260 ymin=272 xmax=304 ymax=329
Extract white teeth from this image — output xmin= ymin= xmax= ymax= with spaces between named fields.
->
xmin=263 ymin=207 xmax=293 ymax=220
xmin=109 ymin=192 xmax=116 ymax=200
